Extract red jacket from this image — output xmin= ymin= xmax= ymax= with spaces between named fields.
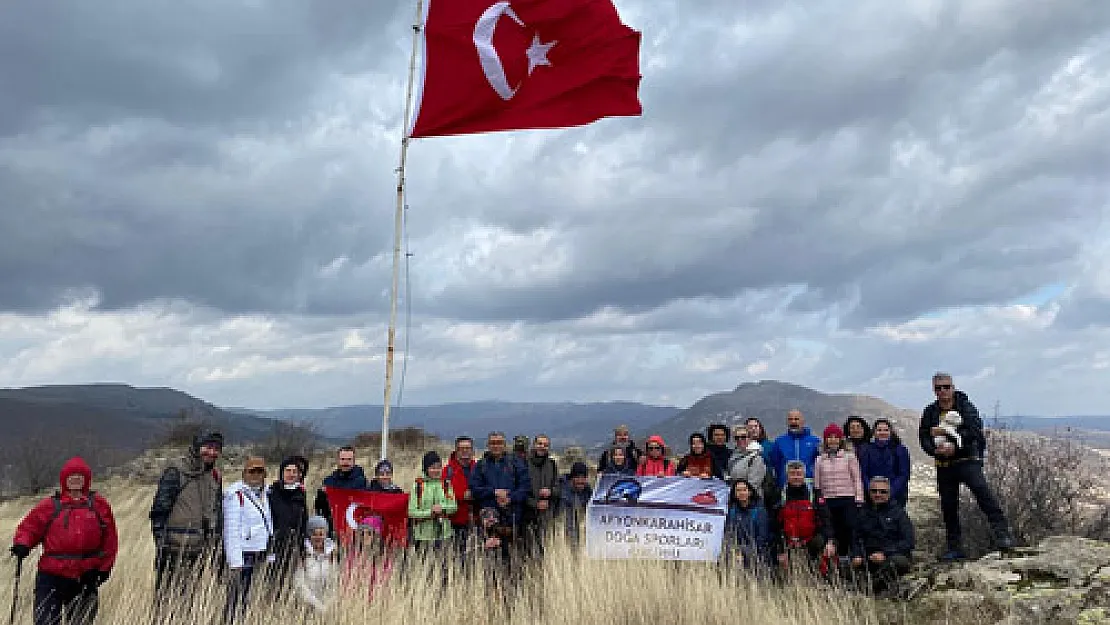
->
xmin=12 ymin=457 xmax=118 ymax=580
xmin=444 ymin=452 xmax=477 ymax=526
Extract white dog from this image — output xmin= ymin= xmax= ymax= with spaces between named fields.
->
xmin=934 ymin=410 xmax=963 ymax=452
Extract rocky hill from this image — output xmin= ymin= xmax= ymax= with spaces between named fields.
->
xmin=647 ymin=380 xmax=925 ymax=458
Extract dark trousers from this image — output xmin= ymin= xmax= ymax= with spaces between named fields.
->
xmin=152 ymin=548 xmax=207 ymax=623
xmin=824 ymin=497 xmax=858 ymax=556
xmin=854 ymin=553 xmax=912 ymax=591
xmin=224 ymin=553 xmax=263 ymax=624
xmin=33 ymin=572 xmax=98 ymax=625
xmin=937 ymin=460 xmax=1008 ymax=549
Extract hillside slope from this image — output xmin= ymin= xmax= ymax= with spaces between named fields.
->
xmin=648 ymin=380 xmax=925 ymax=458
xmin=258 ymin=401 xmax=678 ymax=449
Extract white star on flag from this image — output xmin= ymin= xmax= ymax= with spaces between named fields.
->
xmin=526 ymin=34 xmax=557 ymax=75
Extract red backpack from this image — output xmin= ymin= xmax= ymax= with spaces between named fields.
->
xmin=778 ymin=493 xmax=818 ymax=547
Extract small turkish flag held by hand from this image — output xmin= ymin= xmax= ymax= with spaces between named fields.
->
xmin=409 ymin=0 xmax=642 ymax=138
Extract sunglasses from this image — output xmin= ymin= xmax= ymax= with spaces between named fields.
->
xmin=646 ymin=445 xmax=662 ymax=450
xmin=247 ymin=467 xmax=266 ymax=474
xmin=869 ymin=489 xmax=889 ymax=494
xmin=934 ymin=384 xmax=953 ymax=391
xmin=734 ymin=435 xmax=748 ymax=439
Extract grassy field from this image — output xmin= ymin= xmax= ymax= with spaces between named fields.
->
xmin=0 ymin=448 xmax=905 ymax=625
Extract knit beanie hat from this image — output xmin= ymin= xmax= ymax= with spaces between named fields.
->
xmin=375 ymin=459 xmax=394 ymax=476
xmin=570 ymin=462 xmax=589 ymax=478
xmin=422 ymin=451 xmax=441 ymax=475
xmin=306 ymin=515 xmax=328 ymax=533
xmin=823 ymin=423 xmax=844 ymax=439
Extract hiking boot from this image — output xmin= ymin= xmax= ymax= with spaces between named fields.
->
xmin=900 ymin=578 xmax=929 ymax=601
xmin=994 ymin=532 xmax=1016 ymax=551
xmin=940 ymin=549 xmax=966 ymax=562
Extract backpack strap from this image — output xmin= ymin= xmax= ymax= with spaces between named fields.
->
xmin=43 ymin=491 xmax=107 ymax=544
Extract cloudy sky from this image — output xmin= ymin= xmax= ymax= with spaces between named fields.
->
xmin=1 ymin=0 xmax=1108 ymax=415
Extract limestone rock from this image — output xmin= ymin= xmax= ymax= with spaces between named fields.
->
xmin=905 ymin=535 xmax=1110 ymax=625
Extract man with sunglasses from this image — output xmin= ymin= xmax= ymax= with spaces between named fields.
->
xmin=918 ymin=372 xmax=1014 ymax=560
xmin=850 ymin=476 xmax=915 ymax=597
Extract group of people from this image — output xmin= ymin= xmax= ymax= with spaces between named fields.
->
xmin=8 ymin=371 xmax=1015 ymax=623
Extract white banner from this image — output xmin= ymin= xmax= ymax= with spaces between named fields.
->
xmin=585 ymin=474 xmax=729 ymax=561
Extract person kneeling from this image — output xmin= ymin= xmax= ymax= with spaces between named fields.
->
xmin=851 ymin=476 xmax=915 ymax=597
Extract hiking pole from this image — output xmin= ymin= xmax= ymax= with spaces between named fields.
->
xmin=9 ymin=557 xmax=22 ymax=625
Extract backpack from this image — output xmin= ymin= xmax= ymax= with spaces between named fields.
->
xmin=778 ymin=493 xmax=817 ymax=547
xmin=44 ymin=491 xmax=108 ymax=542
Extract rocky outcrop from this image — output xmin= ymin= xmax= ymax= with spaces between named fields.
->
xmin=891 ymin=536 xmax=1110 ymax=625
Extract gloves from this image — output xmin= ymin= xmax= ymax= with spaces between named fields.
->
xmin=10 ymin=545 xmax=29 ymax=560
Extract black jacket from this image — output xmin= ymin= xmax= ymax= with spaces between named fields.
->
xmin=852 ymin=501 xmax=914 ymax=558
xmin=268 ymin=482 xmax=308 ymax=563
xmin=919 ymin=390 xmax=985 ymax=460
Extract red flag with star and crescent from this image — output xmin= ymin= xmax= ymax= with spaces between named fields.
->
xmin=325 ymin=487 xmax=410 ymax=548
xmin=409 ymin=0 xmax=642 ymax=138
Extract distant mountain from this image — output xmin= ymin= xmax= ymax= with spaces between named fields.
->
xmin=256 ymin=401 xmax=679 ymax=450
xmin=0 ymin=384 xmax=281 ymax=452
xmin=986 ymin=416 xmax=1110 ymax=450
xmin=647 ymin=380 xmax=925 ymax=459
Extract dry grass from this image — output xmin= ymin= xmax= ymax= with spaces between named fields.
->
xmin=0 ymin=447 xmax=902 ymax=625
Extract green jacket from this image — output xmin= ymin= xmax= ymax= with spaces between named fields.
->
xmin=408 ymin=477 xmax=457 ymax=542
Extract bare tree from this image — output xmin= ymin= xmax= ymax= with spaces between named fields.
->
xmin=3 ymin=427 xmax=131 ymax=495
xmin=156 ymin=408 xmax=214 ymax=448
xmin=351 ymin=427 xmax=434 ymax=454
xmin=957 ymin=429 xmax=1110 ymax=556
xmin=252 ymin=420 xmax=321 ymax=463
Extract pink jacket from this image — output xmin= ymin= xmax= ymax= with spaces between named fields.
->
xmin=814 ymin=450 xmax=864 ymax=503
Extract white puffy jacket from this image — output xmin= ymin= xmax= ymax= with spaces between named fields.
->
xmin=223 ymin=481 xmax=273 ymax=569
xmin=295 ymin=538 xmax=338 ymax=612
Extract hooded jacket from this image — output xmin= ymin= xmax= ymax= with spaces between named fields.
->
xmin=13 ymin=457 xmax=119 ymax=580
xmin=445 ymin=451 xmax=478 ymax=526
xmin=150 ymin=447 xmax=223 ymax=553
xmin=769 ymin=427 xmax=821 ymax=487
xmin=223 ymin=480 xmax=273 ymax=569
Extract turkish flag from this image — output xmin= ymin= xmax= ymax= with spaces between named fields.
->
xmin=409 ymin=0 xmax=642 ymax=138
xmin=325 ymin=487 xmax=410 ymax=548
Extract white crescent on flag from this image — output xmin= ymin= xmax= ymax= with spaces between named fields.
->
xmin=473 ymin=1 xmax=526 ymax=100
xmin=345 ymin=502 xmax=359 ymax=530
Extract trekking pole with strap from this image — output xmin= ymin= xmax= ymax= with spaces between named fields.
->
xmin=9 ymin=557 xmax=22 ymax=625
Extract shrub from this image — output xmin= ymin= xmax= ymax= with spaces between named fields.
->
xmin=957 ymin=429 xmax=1110 ymax=557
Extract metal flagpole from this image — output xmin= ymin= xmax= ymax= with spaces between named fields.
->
xmin=381 ymin=0 xmax=424 ymax=462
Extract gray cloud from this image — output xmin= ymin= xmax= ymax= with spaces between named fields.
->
xmin=0 ymin=0 xmax=1109 ymax=412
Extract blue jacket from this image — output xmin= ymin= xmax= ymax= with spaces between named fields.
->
xmin=469 ymin=452 xmax=532 ymax=523
xmin=769 ymin=427 xmax=821 ymax=487
xmin=857 ymin=440 xmax=911 ymax=505
xmin=724 ymin=503 xmax=770 ymax=565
